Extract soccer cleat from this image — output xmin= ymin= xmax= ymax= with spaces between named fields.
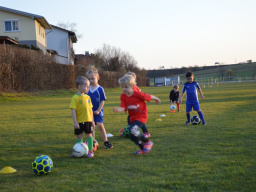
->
xmin=177 ymin=110 xmax=180 ymax=112
xmin=143 ymin=132 xmax=151 ymax=138
xmin=120 ymin=133 xmax=124 ymax=137
xmin=134 ymin=150 xmax=143 ymax=154
xmin=94 ymin=140 xmax=99 ymax=147
xmin=203 ymin=123 xmax=207 ymax=126
xmin=85 ymin=150 xmax=94 ymax=158
xmin=134 ymin=141 xmax=154 ymax=154
xmin=104 ymin=141 xmax=113 ymax=149
xmin=93 ymin=140 xmax=98 ymax=151
xmin=144 ymin=140 xmax=153 ymax=149
xmin=185 ymin=121 xmax=190 ymax=125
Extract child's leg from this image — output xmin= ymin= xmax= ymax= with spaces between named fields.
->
xmin=177 ymin=101 xmax=180 ymax=111
xmin=96 ymin=122 xmax=107 ymax=142
xmin=76 ymin=133 xmax=83 ymax=143
xmin=85 ymin=133 xmax=93 ymax=151
xmin=141 ymin=124 xmax=148 ymax=133
xmin=197 ymin=110 xmax=206 ymax=125
xmin=186 ymin=112 xmax=191 ymax=124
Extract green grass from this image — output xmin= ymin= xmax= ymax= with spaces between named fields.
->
xmin=0 ymin=82 xmax=256 ymax=191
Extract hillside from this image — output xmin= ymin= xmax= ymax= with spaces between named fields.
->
xmin=146 ymin=63 xmax=256 ymax=82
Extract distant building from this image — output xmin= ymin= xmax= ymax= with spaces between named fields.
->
xmin=46 ymin=25 xmax=77 ymax=65
xmin=0 ymin=6 xmax=52 ymax=53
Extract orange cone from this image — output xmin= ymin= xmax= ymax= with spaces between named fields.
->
xmin=170 ymin=110 xmax=176 ymax=113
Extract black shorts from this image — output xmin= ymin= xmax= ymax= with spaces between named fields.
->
xmin=74 ymin=122 xmax=93 ymax=135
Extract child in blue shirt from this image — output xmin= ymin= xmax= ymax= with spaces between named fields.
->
xmin=86 ymin=66 xmax=113 ymax=149
xmin=179 ymin=72 xmax=207 ymax=125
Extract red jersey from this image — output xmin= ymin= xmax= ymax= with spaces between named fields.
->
xmin=133 ymin=85 xmax=140 ymax=92
xmin=120 ymin=91 xmax=151 ymax=123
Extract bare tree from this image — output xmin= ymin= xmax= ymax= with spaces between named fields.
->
xmin=94 ymin=44 xmax=138 ymax=72
xmin=57 ymin=22 xmax=83 ymax=39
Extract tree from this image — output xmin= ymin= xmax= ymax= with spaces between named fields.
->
xmin=57 ymin=22 xmax=83 ymax=39
xmin=225 ymin=69 xmax=235 ymax=76
xmin=93 ymin=44 xmax=138 ymax=73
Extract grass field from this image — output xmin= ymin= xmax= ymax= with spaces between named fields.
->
xmin=0 ymin=81 xmax=256 ymax=192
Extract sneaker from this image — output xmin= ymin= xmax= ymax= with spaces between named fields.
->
xmin=94 ymin=140 xmax=99 ymax=147
xmin=177 ymin=110 xmax=180 ymax=112
xmin=144 ymin=140 xmax=153 ymax=150
xmin=143 ymin=132 xmax=151 ymax=138
xmin=104 ymin=141 xmax=113 ymax=149
xmin=120 ymin=133 xmax=124 ymax=137
xmin=93 ymin=140 xmax=98 ymax=151
xmin=185 ymin=121 xmax=190 ymax=125
xmin=85 ymin=150 xmax=94 ymax=158
xmin=71 ymin=154 xmax=76 ymax=158
xmin=134 ymin=141 xmax=154 ymax=154
xmin=203 ymin=123 xmax=207 ymax=126
xmin=134 ymin=150 xmax=143 ymax=154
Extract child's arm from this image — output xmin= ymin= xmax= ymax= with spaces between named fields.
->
xmin=71 ymin=109 xmax=79 ymax=129
xmin=113 ymin=107 xmax=125 ymax=113
xmin=151 ymin=95 xmax=161 ymax=104
xmin=178 ymin=92 xmax=185 ymax=103
xmin=198 ymin=89 xmax=205 ymax=99
xmin=94 ymin=100 xmax=104 ymax=115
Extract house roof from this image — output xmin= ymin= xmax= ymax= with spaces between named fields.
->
xmin=0 ymin=6 xmax=52 ymax=29
xmin=0 ymin=36 xmax=18 ymax=44
xmin=50 ymin=25 xmax=78 ymax=43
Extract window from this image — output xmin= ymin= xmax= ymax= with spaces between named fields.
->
xmin=4 ymin=20 xmax=20 ymax=32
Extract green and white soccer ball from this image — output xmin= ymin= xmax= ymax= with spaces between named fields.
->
xmin=170 ymin=105 xmax=176 ymax=110
xmin=32 ymin=155 xmax=53 ymax=175
xmin=72 ymin=142 xmax=89 ymax=157
xmin=123 ymin=125 xmax=130 ymax=138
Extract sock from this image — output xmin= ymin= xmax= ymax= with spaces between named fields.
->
xmin=86 ymin=137 xmax=93 ymax=151
xmin=186 ymin=113 xmax=191 ymax=123
xmin=177 ymin=102 xmax=180 ymax=110
xmin=198 ymin=111 xmax=206 ymax=124
xmin=76 ymin=139 xmax=83 ymax=143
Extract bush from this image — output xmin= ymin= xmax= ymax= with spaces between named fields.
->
xmin=0 ymin=44 xmax=148 ymax=92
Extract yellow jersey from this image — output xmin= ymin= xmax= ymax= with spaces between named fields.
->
xmin=69 ymin=94 xmax=93 ymax=123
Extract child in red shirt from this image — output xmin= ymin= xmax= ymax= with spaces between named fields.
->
xmin=123 ymin=72 xmax=150 ymax=138
xmin=113 ymin=75 xmax=161 ymax=154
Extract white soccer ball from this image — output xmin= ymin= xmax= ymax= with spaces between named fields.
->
xmin=191 ymin=115 xmax=201 ymax=125
xmin=170 ymin=105 xmax=176 ymax=110
xmin=72 ymin=143 xmax=89 ymax=157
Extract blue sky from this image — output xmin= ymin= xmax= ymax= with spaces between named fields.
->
xmin=1 ymin=0 xmax=256 ymax=69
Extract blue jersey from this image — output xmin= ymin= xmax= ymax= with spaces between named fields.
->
xmin=87 ymin=85 xmax=106 ymax=112
xmin=182 ymin=81 xmax=201 ymax=103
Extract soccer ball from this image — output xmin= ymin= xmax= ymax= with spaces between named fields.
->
xmin=32 ymin=155 xmax=53 ymax=175
xmin=191 ymin=115 xmax=201 ymax=125
xmin=123 ymin=125 xmax=130 ymax=138
xmin=170 ymin=105 xmax=176 ymax=110
xmin=72 ymin=142 xmax=89 ymax=157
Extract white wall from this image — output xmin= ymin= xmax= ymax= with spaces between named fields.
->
xmin=46 ymin=26 xmax=69 ymax=64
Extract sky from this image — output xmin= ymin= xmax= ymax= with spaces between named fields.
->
xmin=1 ymin=0 xmax=256 ymax=69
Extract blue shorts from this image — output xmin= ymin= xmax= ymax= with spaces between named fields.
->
xmin=94 ymin=111 xmax=104 ymax=124
xmin=186 ymin=101 xmax=200 ymax=112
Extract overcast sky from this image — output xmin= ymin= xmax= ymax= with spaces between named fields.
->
xmin=1 ymin=0 xmax=256 ymax=69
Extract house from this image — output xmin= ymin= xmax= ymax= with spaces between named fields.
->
xmin=0 ymin=6 xmax=52 ymax=53
xmin=46 ymin=25 xmax=77 ymax=65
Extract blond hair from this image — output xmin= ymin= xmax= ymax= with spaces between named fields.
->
xmin=75 ymin=76 xmax=89 ymax=87
xmin=173 ymin=84 xmax=179 ymax=90
xmin=118 ymin=75 xmax=135 ymax=87
xmin=126 ymin=71 xmax=136 ymax=80
xmin=86 ymin=65 xmax=99 ymax=77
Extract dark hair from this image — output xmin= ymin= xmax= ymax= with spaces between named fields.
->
xmin=186 ymin=71 xmax=193 ymax=78
xmin=75 ymin=76 xmax=88 ymax=87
